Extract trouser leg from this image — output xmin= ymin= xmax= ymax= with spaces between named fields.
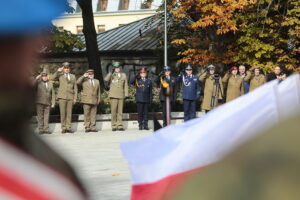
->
xmin=137 ymin=102 xmax=143 ymax=128
xmin=116 ymin=99 xmax=124 ymax=128
xmin=36 ymin=104 xmax=44 ymax=132
xmin=90 ymin=105 xmax=97 ymax=130
xmin=66 ymin=100 xmax=73 ymax=130
xmin=110 ymin=98 xmax=117 ymax=128
xmin=183 ymin=100 xmax=190 ymax=122
xmin=59 ymin=99 xmax=67 ymax=130
xmin=143 ymin=103 xmax=149 ymax=128
xmin=83 ymin=104 xmax=91 ymax=130
xmin=190 ymin=100 xmax=196 ymax=119
xmin=43 ymin=105 xmax=50 ymax=132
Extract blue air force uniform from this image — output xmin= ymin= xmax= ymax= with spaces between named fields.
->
xmin=130 ymin=68 xmax=153 ymax=130
xmin=177 ymin=65 xmax=201 ymax=121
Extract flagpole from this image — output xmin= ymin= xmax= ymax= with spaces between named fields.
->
xmin=164 ymin=0 xmax=171 ymax=126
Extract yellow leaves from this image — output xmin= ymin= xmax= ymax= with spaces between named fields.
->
xmin=171 ymin=39 xmax=187 ymax=45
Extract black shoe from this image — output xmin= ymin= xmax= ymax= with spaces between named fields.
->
xmin=139 ymin=127 xmax=143 ymax=130
xmin=61 ymin=129 xmax=66 ymax=134
xmin=112 ymin=128 xmax=117 ymax=131
xmin=44 ymin=131 xmax=51 ymax=134
xmin=118 ymin=128 xmax=125 ymax=131
xmin=144 ymin=127 xmax=149 ymax=130
xmin=67 ymin=129 xmax=74 ymax=133
xmin=90 ymin=129 xmax=98 ymax=132
xmin=85 ymin=129 xmax=90 ymax=133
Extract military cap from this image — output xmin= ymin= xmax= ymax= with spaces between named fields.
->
xmin=138 ymin=67 xmax=148 ymax=73
xmin=112 ymin=62 xmax=122 ymax=69
xmin=62 ymin=62 xmax=70 ymax=68
xmin=163 ymin=66 xmax=172 ymax=71
xmin=185 ymin=65 xmax=193 ymax=70
xmin=86 ymin=69 xmax=94 ymax=73
xmin=207 ymin=64 xmax=216 ymax=70
xmin=0 ymin=0 xmax=66 ymax=35
xmin=40 ymin=72 xmax=48 ymax=76
xmin=279 ymin=71 xmax=286 ymax=76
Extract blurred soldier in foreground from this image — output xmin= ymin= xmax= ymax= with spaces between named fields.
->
xmin=223 ymin=66 xmax=251 ymax=102
xmin=177 ymin=65 xmax=201 ymax=121
xmin=51 ymin=62 xmax=78 ymax=133
xmin=35 ymin=72 xmax=55 ymax=134
xmin=130 ymin=68 xmax=152 ymax=130
xmin=249 ymin=68 xmax=266 ymax=92
xmin=0 ymin=0 xmax=87 ymax=199
xmin=267 ymin=66 xmax=281 ymax=82
xmin=104 ymin=62 xmax=128 ymax=131
xmin=158 ymin=66 xmax=177 ymax=127
xmin=175 ymin=114 xmax=300 ymax=200
xmin=199 ymin=65 xmax=224 ymax=113
xmin=77 ymin=69 xmax=101 ymax=133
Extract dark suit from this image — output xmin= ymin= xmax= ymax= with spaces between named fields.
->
xmin=177 ymin=74 xmax=201 ymax=121
xmin=130 ymin=76 xmax=152 ymax=128
xmin=157 ymin=75 xmax=177 ymax=126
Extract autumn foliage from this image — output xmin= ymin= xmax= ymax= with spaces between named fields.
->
xmin=170 ymin=0 xmax=300 ymax=72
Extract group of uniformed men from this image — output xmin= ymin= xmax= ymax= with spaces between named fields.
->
xmin=34 ymin=61 xmax=287 ymax=134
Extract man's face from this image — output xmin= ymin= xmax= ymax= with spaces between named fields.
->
xmin=41 ymin=75 xmax=48 ymax=82
xmin=254 ymin=69 xmax=260 ymax=76
xmin=239 ymin=65 xmax=246 ymax=74
xmin=280 ymin=74 xmax=287 ymax=80
xmin=164 ymin=70 xmax=171 ymax=76
xmin=88 ymin=73 xmax=94 ymax=79
xmin=63 ymin=67 xmax=70 ymax=74
xmin=114 ymin=67 xmax=121 ymax=73
xmin=274 ymin=67 xmax=281 ymax=75
xmin=140 ymin=72 xmax=147 ymax=78
xmin=231 ymin=69 xmax=238 ymax=75
xmin=209 ymin=69 xmax=215 ymax=75
xmin=185 ymin=69 xmax=192 ymax=75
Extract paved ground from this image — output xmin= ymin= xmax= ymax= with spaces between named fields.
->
xmin=42 ymin=130 xmax=151 ymax=200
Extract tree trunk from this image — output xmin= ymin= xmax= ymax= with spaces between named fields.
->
xmin=76 ymin=0 xmax=104 ymax=88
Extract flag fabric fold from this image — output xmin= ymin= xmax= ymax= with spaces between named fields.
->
xmin=121 ymin=75 xmax=300 ymax=200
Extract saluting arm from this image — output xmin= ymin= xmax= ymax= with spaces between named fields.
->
xmin=222 ymin=72 xmax=230 ymax=83
xmin=199 ymin=72 xmax=208 ymax=82
xmin=104 ymin=72 xmax=112 ymax=82
xmin=76 ymin=76 xmax=85 ymax=85
xmin=244 ymin=71 xmax=252 ymax=82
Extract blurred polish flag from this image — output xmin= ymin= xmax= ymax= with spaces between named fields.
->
xmin=121 ymin=74 xmax=300 ymax=200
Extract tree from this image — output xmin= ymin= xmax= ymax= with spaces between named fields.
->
xmin=76 ymin=0 xmax=104 ymax=87
xmin=168 ymin=0 xmax=299 ymax=72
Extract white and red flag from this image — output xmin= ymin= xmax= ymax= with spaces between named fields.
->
xmin=121 ymin=74 xmax=300 ymax=200
xmin=0 ymin=139 xmax=86 ymax=200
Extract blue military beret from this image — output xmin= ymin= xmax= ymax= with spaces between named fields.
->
xmin=163 ymin=66 xmax=171 ymax=71
xmin=185 ymin=65 xmax=193 ymax=70
xmin=0 ymin=0 xmax=67 ymax=35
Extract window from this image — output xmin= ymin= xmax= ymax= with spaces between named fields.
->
xmin=58 ymin=26 xmax=64 ymax=32
xmin=119 ymin=0 xmax=129 ymax=10
xmin=76 ymin=26 xmax=83 ymax=34
xmin=97 ymin=25 xmax=106 ymax=33
xmin=97 ymin=0 xmax=108 ymax=11
xmin=141 ymin=0 xmax=152 ymax=9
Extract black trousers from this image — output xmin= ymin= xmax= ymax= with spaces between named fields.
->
xmin=183 ymin=99 xmax=196 ymax=122
xmin=161 ymin=101 xmax=172 ymax=127
xmin=137 ymin=102 xmax=149 ymax=128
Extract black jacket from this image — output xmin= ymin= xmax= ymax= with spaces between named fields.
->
xmin=130 ymin=76 xmax=153 ymax=103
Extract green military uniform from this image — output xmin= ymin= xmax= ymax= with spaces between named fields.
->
xmin=249 ymin=74 xmax=266 ymax=91
xmin=104 ymin=62 xmax=128 ymax=130
xmin=35 ymin=73 xmax=55 ymax=134
xmin=223 ymin=72 xmax=251 ymax=102
xmin=199 ymin=72 xmax=224 ymax=111
xmin=77 ymin=70 xmax=101 ymax=132
xmin=51 ymin=63 xmax=77 ymax=132
xmin=175 ymin=114 xmax=300 ymax=200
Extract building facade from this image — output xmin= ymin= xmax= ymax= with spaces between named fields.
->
xmin=53 ymin=0 xmax=163 ymax=34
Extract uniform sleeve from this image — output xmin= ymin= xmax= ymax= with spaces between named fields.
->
xmin=51 ymin=84 xmax=56 ymax=106
xmin=97 ymin=80 xmax=101 ymax=104
xmin=74 ymin=77 xmax=78 ymax=102
xmin=50 ymin=71 xmax=60 ymax=81
xmin=104 ymin=72 xmax=112 ymax=82
xmin=199 ymin=72 xmax=208 ymax=82
xmin=129 ymin=75 xmax=137 ymax=85
xmin=218 ymin=78 xmax=224 ymax=100
xmin=124 ymin=74 xmax=129 ymax=97
xmin=244 ymin=72 xmax=252 ymax=82
xmin=222 ymin=73 xmax=230 ymax=83
xmin=76 ymin=76 xmax=85 ymax=85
